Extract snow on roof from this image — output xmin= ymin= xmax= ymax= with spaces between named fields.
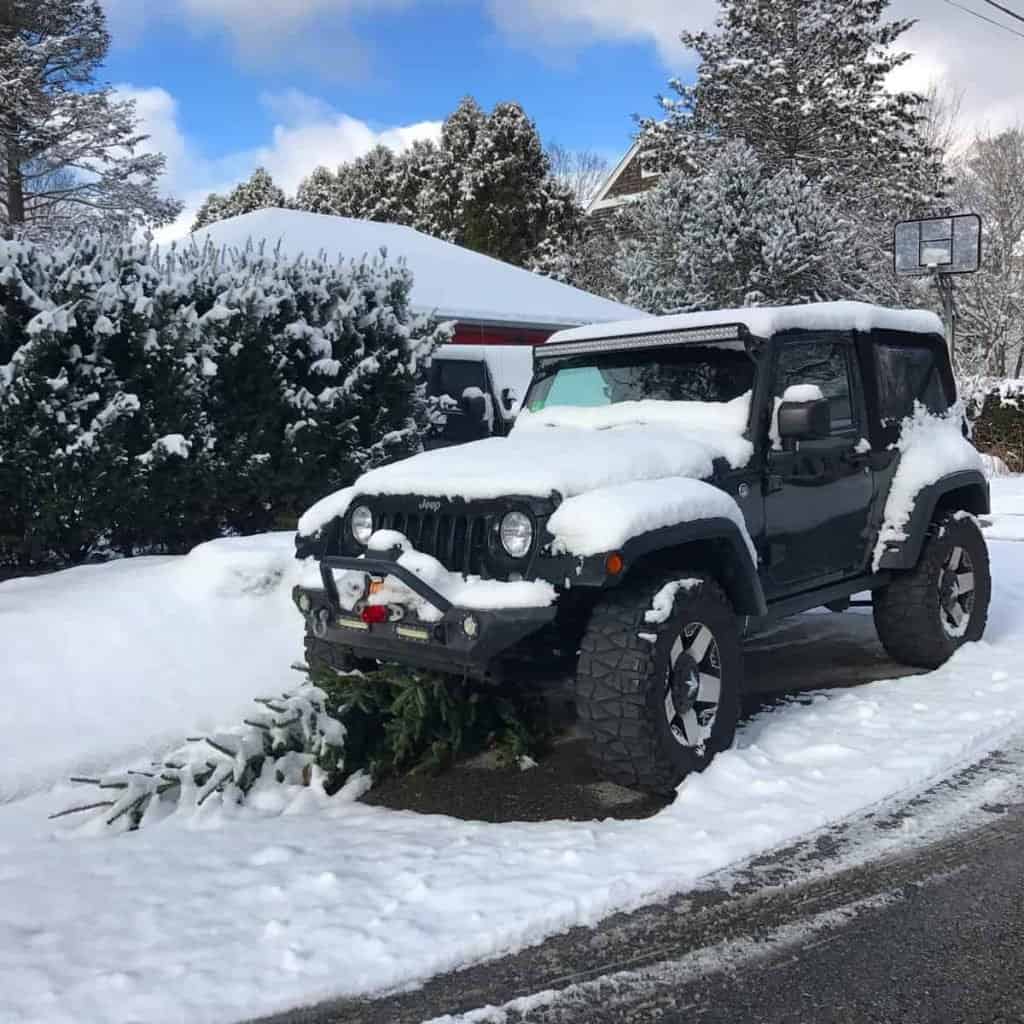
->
xmin=547 ymin=301 xmax=945 ymax=346
xmin=189 ymin=209 xmax=645 ymax=330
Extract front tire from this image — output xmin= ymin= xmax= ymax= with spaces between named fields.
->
xmin=575 ymin=575 xmax=742 ymax=796
xmin=873 ymin=513 xmax=991 ymax=670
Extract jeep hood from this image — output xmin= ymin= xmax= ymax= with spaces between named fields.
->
xmin=297 ymin=397 xmax=753 ymax=538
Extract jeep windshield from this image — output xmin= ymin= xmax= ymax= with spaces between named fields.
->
xmin=524 ymin=343 xmax=755 ymax=412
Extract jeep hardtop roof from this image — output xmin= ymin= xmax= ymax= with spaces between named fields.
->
xmin=545 ymin=301 xmax=945 ymax=353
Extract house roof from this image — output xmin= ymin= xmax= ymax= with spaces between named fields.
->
xmin=189 ymin=209 xmax=645 ymax=330
xmin=586 ymin=141 xmax=644 ymax=216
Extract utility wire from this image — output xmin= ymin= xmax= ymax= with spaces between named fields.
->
xmin=941 ymin=0 xmax=1024 ymax=39
xmin=979 ymin=0 xmax=1024 ymax=27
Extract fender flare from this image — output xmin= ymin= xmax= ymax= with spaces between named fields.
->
xmin=619 ymin=517 xmax=767 ymax=616
xmin=876 ymin=469 xmax=990 ymax=571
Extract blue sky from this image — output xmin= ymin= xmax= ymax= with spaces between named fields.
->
xmin=97 ymin=0 xmax=1024 ymax=239
xmin=104 ymin=4 xmax=671 ymax=161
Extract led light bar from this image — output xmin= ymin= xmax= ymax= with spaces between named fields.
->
xmin=537 ymin=324 xmax=746 ymax=361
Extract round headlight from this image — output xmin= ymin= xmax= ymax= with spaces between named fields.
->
xmin=500 ymin=511 xmax=533 ymax=559
xmin=350 ymin=505 xmax=374 ymax=545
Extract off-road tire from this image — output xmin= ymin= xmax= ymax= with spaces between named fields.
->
xmin=873 ymin=513 xmax=991 ymax=670
xmin=575 ymin=575 xmax=742 ymax=796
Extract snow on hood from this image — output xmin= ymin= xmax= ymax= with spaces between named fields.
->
xmin=296 ymin=396 xmax=754 ymax=537
xmin=349 ymin=396 xmax=753 ymax=504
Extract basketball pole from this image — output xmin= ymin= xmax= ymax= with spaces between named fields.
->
xmin=934 ymin=271 xmax=956 ymax=366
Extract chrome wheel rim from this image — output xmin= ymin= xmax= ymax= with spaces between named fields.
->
xmin=663 ymin=621 xmax=721 ymax=754
xmin=939 ymin=545 xmax=976 ymax=640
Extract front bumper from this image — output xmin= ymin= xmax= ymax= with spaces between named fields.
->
xmin=293 ymin=555 xmax=557 ymax=678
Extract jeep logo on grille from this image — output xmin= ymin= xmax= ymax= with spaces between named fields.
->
xmin=419 ymin=499 xmax=442 ymax=513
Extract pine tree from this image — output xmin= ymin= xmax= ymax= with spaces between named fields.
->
xmin=0 ymin=0 xmax=182 ymax=240
xmin=617 ymin=142 xmax=868 ymax=313
xmin=192 ymin=192 xmax=230 ymax=231
xmin=190 ymin=168 xmax=286 ymax=231
xmin=427 ymin=98 xmax=586 ymax=269
xmin=293 ymin=166 xmax=339 ymax=216
xmin=641 ymin=0 xmax=943 ymax=214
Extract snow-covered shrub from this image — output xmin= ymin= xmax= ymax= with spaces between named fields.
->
xmin=967 ymin=379 xmax=1024 ymax=473
xmin=0 ymin=234 xmax=450 ymax=567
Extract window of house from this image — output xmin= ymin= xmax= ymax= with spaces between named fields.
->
xmin=774 ymin=341 xmax=856 ymax=434
xmin=875 ymin=344 xmax=949 ymax=422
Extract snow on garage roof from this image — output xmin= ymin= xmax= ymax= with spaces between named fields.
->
xmin=189 ymin=209 xmax=645 ymax=330
xmin=547 ymin=301 xmax=945 ymax=346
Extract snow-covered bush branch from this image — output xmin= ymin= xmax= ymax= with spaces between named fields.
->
xmin=53 ymin=682 xmax=349 ymax=833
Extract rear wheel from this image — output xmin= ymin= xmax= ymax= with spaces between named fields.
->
xmin=575 ymin=575 xmax=742 ymax=795
xmin=873 ymin=513 xmax=990 ymax=670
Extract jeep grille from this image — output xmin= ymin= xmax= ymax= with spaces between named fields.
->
xmin=376 ymin=509 xmax=490 ymax=576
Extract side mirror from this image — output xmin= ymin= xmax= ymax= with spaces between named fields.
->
xmin=500 ymin=386 xmax=518 ymax=412
xmin=778 ymin=397 xmax=831 ymax=447
xmin=461 ymin=389 xmax=488 ymax=423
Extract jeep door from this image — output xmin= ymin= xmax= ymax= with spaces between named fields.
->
xmin=761 ymin=335 xmax=875 ymax=596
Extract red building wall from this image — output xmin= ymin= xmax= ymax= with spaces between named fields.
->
xmin=451 ymin=323 xmax=553 ymax=347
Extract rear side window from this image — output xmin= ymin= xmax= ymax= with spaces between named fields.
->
xmin=875 ymin=344 xmax=948 ymax=422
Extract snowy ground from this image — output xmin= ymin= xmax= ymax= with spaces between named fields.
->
xmin=2 ymin=480 xmax=1024 ymax=1024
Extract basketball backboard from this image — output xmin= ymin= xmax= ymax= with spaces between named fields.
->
xmin=894 ymin=214 xmax=981 ymax=276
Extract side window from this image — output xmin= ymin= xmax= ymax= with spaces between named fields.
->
xmin=875 ymin=344 xmax=948 ymax=422
xmin=774 ymin=341 xmax=856 ymax=434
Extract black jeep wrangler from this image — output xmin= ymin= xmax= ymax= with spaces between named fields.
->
xmin=293 ymin=304 xmax=991 ymax=794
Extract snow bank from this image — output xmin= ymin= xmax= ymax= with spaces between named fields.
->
xmin=4 ymin=539 xmax=1024 ymax=1024
xmin=548 ymin=301 xmax=944 ymax=346
xmin=873 ymin=405 xmax=984 ymax=569
xmin=0 ymin=535 xmax=306 ymax=801
xmin=547 ymin=478 xmax=756 ymax=561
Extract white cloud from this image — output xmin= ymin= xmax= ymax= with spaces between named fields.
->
xmin=888 ymin=0 xmax=1024 ymax=135
xmin=118 ymin=85 xmax=441 ymax=243
xmin=485 ymin=0 xmax=710 ymax=67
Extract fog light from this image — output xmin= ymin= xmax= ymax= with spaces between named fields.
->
xmin=360 ymin=605 xmax=389 ymax=625
xmin=298 ymin=592 xmax=312 ymax=613
xmin=462 ymin=614 xmax=479 ymax=638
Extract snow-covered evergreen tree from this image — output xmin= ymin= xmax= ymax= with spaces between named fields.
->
xmin=190 ymin=168 xmax=286 ymax=231
xmin=293 ymin=166 xmax=340 ymax=216
xmin=640 ymin=0 xmax=945 ymax=216
xmin=617 ymin=142 xmax=868 ymax=313
xmin=622 ymin=0 xmax=948 ymax=308
xmin=0 ymin=0 xmax=182 ymax=240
